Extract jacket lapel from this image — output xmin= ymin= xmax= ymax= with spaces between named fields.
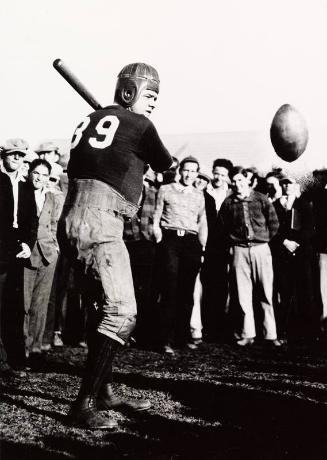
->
xmin=38 ymin=192 xmax=51 ymax=222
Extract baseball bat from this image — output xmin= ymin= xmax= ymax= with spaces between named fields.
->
xmin=53 ymin=58 xmax=103 ymax=110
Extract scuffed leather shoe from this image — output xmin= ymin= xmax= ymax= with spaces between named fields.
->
xmin=97 ymin=384 xmax=151 ymax=413
xmin=68 ymin=396 xmax=118 ymax=429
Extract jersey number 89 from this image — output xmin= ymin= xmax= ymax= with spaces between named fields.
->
xmin=71 ymin=115 xmax=120 ymax=150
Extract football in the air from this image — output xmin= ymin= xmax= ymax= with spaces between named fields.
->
xmin=270 ymin=104 xmax=309 ymax=162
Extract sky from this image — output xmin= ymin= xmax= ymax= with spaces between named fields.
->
xmin=1 ymin=0 xmax=327 ymax=171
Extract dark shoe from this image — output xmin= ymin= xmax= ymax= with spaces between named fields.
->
xmin=192 ymin=338 xmax=203 ymax=345
xmin=68 ymin=396 xmax=117 ymax=429
xmin=162 ymin=344 xmax=175 ymax=355
xmin=0 ymin=363 xmax=26 ymax=378
xmin=265 ymin=339 xmax=283 ymax=347
xmin=186 ymin=342 xmax=198 ymax=350
xmin=97 ymin=384 xmax=151 ymax=413
xmin=236 ymin=338 xmax=254 ymax=347
xmin=28 ymin=352 xmax=46 ymax=371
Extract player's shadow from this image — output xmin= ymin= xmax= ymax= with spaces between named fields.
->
xmin=24 ymin=354 xmax=84 ymax=376
xmin=0 ymin=380 xmax=71 ymax=425
xmin=0 ymin=391 xmax=67 ymax=424
xmin=112 ymin=371 xmax=327 ymax=459
xmin=0 ymin=372 xmax=326 ymax=460
xmin=236 ymin=356 xmax=327 ymax=383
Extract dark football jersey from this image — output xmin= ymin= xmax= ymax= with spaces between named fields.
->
xmin=67 ymin=105 xmax=172 ymax=205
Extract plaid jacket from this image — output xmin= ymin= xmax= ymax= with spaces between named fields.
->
xmin=218 ymin=190 xmax=279 ymax=246
xmin=123 ymin=184 xmax=157 ymax=242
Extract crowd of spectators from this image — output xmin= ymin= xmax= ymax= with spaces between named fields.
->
xmin=0 ymin=138 xmax=326 ymax=375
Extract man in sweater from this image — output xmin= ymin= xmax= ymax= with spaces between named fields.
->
xmin=218 ymin=166 xmax=281 ymax=346
xmin=153 ymin=156 xmax=207 ymax=354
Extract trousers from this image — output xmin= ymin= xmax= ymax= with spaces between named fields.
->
xmin=319 ymin=253 xmax=327 ymax=332
xmin=190 ymin=272 xmax=203 ymax=340
xmin=159 ymin=230 xmax=203 ymax=345
xmin=58 ymin=179 xmax=138 ymax=345
xmin=230 ymin=243 xmax=277 ymax=340
xmin=24 ymin=257 xmax=58 ymax=353
xmin=0 ymin=272 xmax=8 ymax=365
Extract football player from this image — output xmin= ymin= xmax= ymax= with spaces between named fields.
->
xmin=59 ymin=63 xmax=172 ymax=429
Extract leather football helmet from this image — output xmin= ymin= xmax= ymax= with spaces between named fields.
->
xmin=114 ymin=63 xmax=160 ymax=108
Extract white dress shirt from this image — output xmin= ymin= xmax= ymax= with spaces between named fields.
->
xmin=0 ymin=165 xmax=21 ymax=228
xmin=34 ymin=188 xmax=46 ymax=215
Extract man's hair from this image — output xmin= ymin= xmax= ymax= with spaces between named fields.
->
xmin=230 ymin=166 xmax=261 ymax=187
xmin=230 ymin=165 xmax=247 ymax=179
xmin=29 ymin=158 xmax=52 ymax=175
xmin=212 ymin=158 xmax=233 ymax=173
xmin=313 ymin=168 xmax=327 ymax=187
xmin=179 ymin=156 xmax=200 ymax=172
xmin=244 ymin=167 xmax=259 ymax=187
xmin=197 ymin=171 xmax=211 ymax=183
xmin=265 ymin=170 xmax=287 ymax=183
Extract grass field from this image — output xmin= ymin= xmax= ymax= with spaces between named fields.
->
xmin=0 ymin=341 xmax=326 ymax=460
